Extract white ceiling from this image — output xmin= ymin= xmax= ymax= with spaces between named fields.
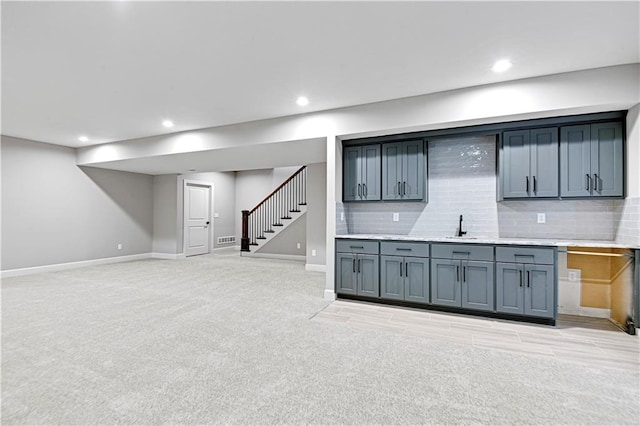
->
xmin=2 ymin=1 xmax=639 ymax=148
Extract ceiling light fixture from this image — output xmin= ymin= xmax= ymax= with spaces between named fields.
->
xmin=492 ymin=59 xmax=512 ymax=73
xmin=296 ymin=96 xmax=309 ymax=106
xmin=78 ymin=136 xmax=89 ymax=142
xmin=162 ymin=120 xmax=174 ymax=128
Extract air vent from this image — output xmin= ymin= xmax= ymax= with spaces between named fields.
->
xmin=217 ymin=236 xmax=236 ymax=245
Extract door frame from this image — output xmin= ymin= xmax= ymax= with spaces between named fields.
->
xmin=183 ymin=179 xmax=214 ymax=256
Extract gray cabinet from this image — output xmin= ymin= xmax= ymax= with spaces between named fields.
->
xmin=380 ymin=241 xmax=429 ymax=303
xmin=431 ymin=244 xmax=494 ymax=312
xmin=336 ymin=239 xmax=379 ymax=297
xmin=343 ymin=144 xmax=381 ymax=201
xmin=496 ymin=247 xmax=555 ymax=319
xmin=382 ymin=140 xmax=425 ymax=201
xmin=502 ymin=127 xmax=558 ymax=199
xmin=560 ymin=122 xmax=623 ymax=198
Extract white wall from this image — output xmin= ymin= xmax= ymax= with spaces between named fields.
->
xmin=1 ymin=136 xmax=153 ymax=270
xmin=152 ymin=174 xmax=179 ymax=254
xmin=626 ymin=104 xmax=640 ymax=198
xmin=306 ymin=162 xmax=327 ymax=267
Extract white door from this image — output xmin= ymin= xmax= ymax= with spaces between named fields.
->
xmin=185 ymin=183 xmax=211 ymax=257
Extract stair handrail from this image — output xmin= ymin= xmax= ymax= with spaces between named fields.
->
xmin=248 ymin=166 xmax=306 ymax=214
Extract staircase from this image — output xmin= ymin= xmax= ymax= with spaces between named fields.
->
xmin=241 ymin=166 xmax=307 ymax=252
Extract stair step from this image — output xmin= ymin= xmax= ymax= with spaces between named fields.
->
xmin=273 ymin=223 xmax=283 ymax=227
xmin=290 ymin=209 xmax=301 ymax=213
xmin=282 ymin=216 xmax=292 ymax=220
xmin=264 ymin=230 xmax=274 ymax=233
xmin=250 ymin=243 xmax=259 ymax=246
xmin=299 ymin=203 xmax=307 ymax=206
xmin=257 ymin=237 xmax=266 ymax=240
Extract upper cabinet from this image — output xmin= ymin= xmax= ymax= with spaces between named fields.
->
xmin=560 ymin=122 xmax=623 ymax=198
xmin=343 ymin=144 xmax=381 ymax=201
xmin=502 ymin=128 xmax=559 ymax=199
xmin=381 ymin=140 xmax=426 ymax=201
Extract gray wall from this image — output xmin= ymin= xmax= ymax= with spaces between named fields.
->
xmin=152 ymin=174 xmax=179 ymax=254
xmin=1 ymin=136 xmax=153 ymax=270
xmin=306 ymin=162 xmax=327 ymax=266
xmin=257 ymin=215 xmax=307 ymax=256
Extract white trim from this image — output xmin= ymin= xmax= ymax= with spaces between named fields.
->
xmin=241 ymin=252 xmax=305 ymax=262
xmin=151 ymin=252 xmax=181 ymax=260
xmin=578 ymin=307 xmax=611 ymax=319
xmin=324 ymin=289 xmax=337 ymax=301
xmin=1 ymin=253 xmax=152 ymax=278
xmin=305 ymin=264 xmax=326 ymax=273
xmin=212 ymin=246 xmax=237 ymax=252
xmin=183 ymin=179 xmax=214 ymax=257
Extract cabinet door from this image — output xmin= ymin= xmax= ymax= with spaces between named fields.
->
xmin=431 ymin=259 xmax=460 ymax=307
xmin=380 ymin=255 xmax=404 ymax=300
xmin=405 ymin=257 xmax=430 ymax=304
xmin=343 ymin=146 xmax=361 ymax=201
xmin=591 ymin=122 xmax=623 ymax=197
xmin=496 ymin=263 xmax=524 ymax=315
xmin=502 ymin=130 xmax=531 ymax=198
xmin=336 ymin=253 xmax=357 ymax=295
xmin=361 ymin=145 xmax=381 ymax=201
xmin=382 ymin=143 xmax=403 ymax=200
xmin=560 ymin=125 xmax=592 ymax=197
xmin=524 ymin=264 xmax=555 ymax=318
xmin=530 ymin=127 xmax=559 ymax=198
xmin=357 ymin=254 xmax=379 ymax=297
xmin=461 ymin=260 xmax=494 ymax=312
xmin=401 ymin=140 xmax=425 ymax=200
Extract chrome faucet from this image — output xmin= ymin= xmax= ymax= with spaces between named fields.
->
xmin=456 ymin=215 xmax=467 ymax=237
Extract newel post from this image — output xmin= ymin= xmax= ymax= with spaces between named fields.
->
xmin=241 ymin=210 xmax=250 ymax=252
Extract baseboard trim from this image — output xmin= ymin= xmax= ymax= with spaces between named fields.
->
xmin=324 ymin=289 xmax=337 ymax=301
xmin=305 ymin=264 xmax=326 ymax=273
xmin=1 ymin=253 xmax=153 ymax=278
xmin=578 ymin=307 xmax=611 ymax=318
xmin=241 ymin=252 xmax=305 ymax=262
xmin=151 ymin=252 xmax=181 ymax=260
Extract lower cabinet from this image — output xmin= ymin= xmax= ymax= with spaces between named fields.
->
xmin=336 ymin=239 xmax=380 ymax=297
xmin=431 ymin=245 xmax=494 ymax=312
xmin=495 ymin=247 xmax=556 ymax=319
xmin=381 ymin=256 xmax=429 ymax=303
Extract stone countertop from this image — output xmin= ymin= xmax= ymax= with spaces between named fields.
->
xmin=335 ymin=234 xmax=637 ymax=249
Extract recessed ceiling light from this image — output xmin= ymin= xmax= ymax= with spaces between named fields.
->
xmin=78 ymin=136 xmax=89 ymax=142
xmin=162 ymin=120 xmax=174 ymax=128
xmin=296 ymin=96 xmax=309 ymax=106
xmin=492 ymin=59 xmax=512 ymax=73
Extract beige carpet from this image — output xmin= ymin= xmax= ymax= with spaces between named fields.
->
xmin=2 ymin=250 xmax=639 ymax=425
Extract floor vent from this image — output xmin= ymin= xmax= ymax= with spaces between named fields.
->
xmin=217 ymin=236 xmax=236 ymax=245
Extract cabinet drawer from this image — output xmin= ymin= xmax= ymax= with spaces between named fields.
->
xmin=336 ymin=239 xmax=379 ymax=255
xmin=496 ymin=246 xmax=555 ymax=265
xmin=380 ymin=241 xmax=429 ymax=257
xmin=431 ymin=244 xmax=493 ymax=261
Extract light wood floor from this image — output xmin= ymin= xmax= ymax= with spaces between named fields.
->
xmin=314 ymin=300 xmax=639 ymax=371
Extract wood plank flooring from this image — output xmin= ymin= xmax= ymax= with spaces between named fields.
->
xmin=314 ymin=300 xmax=639 ymax=371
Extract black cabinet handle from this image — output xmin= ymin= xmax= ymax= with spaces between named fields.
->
xmin=396 ymin=248 xmax=412 ymax=251
xmin=363 ymin=183 xmax=367 ymax=197
xmin=527 ymin=270 xmax=530 ymax=287
xmin=533 ymin=176 xmax=537 ymax=193
xmin=452 ymin=251 xmax=470 ymax=255
xmin=519 ymin=270 xmax=523 ymax=287
xmin=353 ymin=259 xmax=356 ymax=273
xmin=358 ymin=183 xmax=362 ymax=197
xmin=357 ymin=259 xmax=361 ymax=273
xmin=463 ymin=266 xmax=466 ymax=282
xmin=456 ymin=265 xmax=460 ymax=282
xmin=526 ymin=176 xmax=529 ymax=192
xmin=398 ymin=181 xmax=401 ymax=196
xmin=350 ymin=245 xmax=364 ymax=249
xmin=403 ymin=181 xmax=407 ymax=196
xmin=586 ymin=174 xmax=590 ymax=191
xmin=400 ymin=262 xmax=402 ymax=277
xmin=594 ymin=173 xmax=598 ymax=191
xmin=405 ymin=262 xmax=408 ymax=277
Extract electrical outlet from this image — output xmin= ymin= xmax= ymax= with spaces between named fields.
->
xmin=340 ymin=212 xmax=345 ymax=221
xmin=296 ymin=243 xmax=301 ymax=249
xmin=568 ymin=271 xmax=577 ymax=282
xmin=117 ymin=243 xmax=123 ymax=250
xmin=393 ymin=213 xmax=399 ymax=222
xmin=537 ymin=213 xmax=546 ymax=224
xmin=214 ymin=212 xmax=219 ymax=218
xmin=312 ymin=249 xmax=317 ymax=256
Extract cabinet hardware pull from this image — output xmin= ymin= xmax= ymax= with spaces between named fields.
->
xmin=527 ymin=270 xmax=530 ymax=287
xmin=405 ymin=262 xmax=408 ymax=277
xmin=526 ymin=176 xmax=529 ymax=192
xmin=350 ymin=246 xmax=364 ymax=249
xmin=519 ymin=270 xmax=523 ymax=287
xmin=357 ymin=259 xmax=360 ymax=273
xmin=358 ymin=183 xmax=362 ymax=197
xmin=398 ymin=181 xmax=401 ymax=196
xmin=594 ymin=173 xmax=598 ymax=191
xmin=463 ymin=266 xmax=466 ymax=282
xmin=400 ymin=262 xmax=402 ymax=277
xmin=396 ymin=248 xmax=412 ymax=251
xmin=353 ymin=259 xmax=356 ymax=273
xmin=363 ymin=183 xmax=367 ymax=197
xmin=533 ymin=176 xmax=537 ymax=193
xmin=586 ymin=174 xmax=590 ymax=191
xmin=456 ymin=265 xmax=460 ymax=282
xmin=403 ymin=181 xmax=407 ymax=196
xmin=452 ymin=251 xmax=470 ymax=255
